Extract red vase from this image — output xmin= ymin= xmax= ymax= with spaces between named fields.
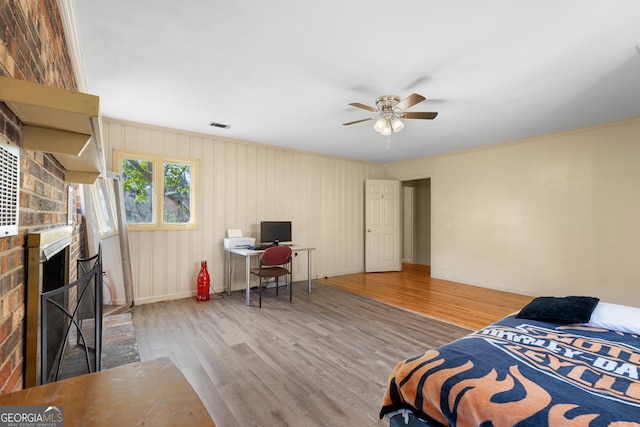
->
xmin=197 ymin=260 xmax=210 ymax=301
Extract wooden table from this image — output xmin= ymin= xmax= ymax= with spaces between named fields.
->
xmin=0 ymin=357 xmax=215 ymax=427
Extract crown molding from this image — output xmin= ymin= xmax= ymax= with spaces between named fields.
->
xmin=56 ymin=0 xmax=88 ymax=92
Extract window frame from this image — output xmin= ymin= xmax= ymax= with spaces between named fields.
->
xmin=88 ymin=177 xmax=119 ymax=238
xmin=114 ymin=150 xmax=198 ymax=231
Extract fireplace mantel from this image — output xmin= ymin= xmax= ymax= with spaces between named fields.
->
xmin=27 ymin=226 xmax=73 ymax=261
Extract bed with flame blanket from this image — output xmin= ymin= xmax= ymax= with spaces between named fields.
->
xmin=380 ymin=315 xmax=640 ymax=426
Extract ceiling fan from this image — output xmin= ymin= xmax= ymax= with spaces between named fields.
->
xmin=343 ymin=93 xmax=438 ymax=136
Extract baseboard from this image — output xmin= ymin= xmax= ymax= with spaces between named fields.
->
xmin=135 ymin=291 xmax=196 ymax=305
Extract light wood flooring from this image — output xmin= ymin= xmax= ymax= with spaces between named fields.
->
xmin=318 ymin=263 xmax=534 ymax=330
xmin=132 ymin=283 xmax=471 ymax=426
xmin=131 ymin=266 xmax=533 ymax=426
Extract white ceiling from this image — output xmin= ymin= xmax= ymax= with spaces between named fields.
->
xmin=71 ymin=0 xmax=640 ymax=164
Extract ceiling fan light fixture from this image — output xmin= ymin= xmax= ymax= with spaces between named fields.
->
xmin=344 ymin=93 xmax=437 ymax=138
xmin=391 ymin=116 xmax=404 ymax=132
xmin=374 ymin=117 xmax=387 ymax=132
xmin=380 ymin=121 xmax=392 ymax=136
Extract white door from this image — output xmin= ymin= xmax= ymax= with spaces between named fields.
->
xmin=365 ymin=179 xmax=401 ymax=272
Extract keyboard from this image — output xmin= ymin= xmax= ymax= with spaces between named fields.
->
xmin=250 ymin=243 xmax=295 ymax=250
xmin=251 ymin=245 xmax=272 ymax=251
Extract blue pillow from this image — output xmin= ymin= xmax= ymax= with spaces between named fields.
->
xmin=516 ymin=296 xmax=600 ymax=323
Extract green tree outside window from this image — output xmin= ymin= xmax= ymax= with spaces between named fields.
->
xmin=122 ymin=159 xmax=154 ymax=223
xmin=163 ymin=162 xmax=191 ymax=223
xmin=117 ymin=151 xmax=198 ymax=230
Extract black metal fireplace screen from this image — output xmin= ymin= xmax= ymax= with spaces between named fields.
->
xmin=39 ymin=250 xmax=103 ymax=384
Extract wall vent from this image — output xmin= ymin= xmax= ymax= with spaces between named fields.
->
xmin=210 ymin=122 xmax=231 ymax=129
xmin=0 ymin=135 xmax=20 ymax=237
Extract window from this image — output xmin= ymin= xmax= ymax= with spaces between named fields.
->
xmin=114 ymin=150 xmax=198 ymax=230
xmin=88 ymin=178 xmax=118 ymax=238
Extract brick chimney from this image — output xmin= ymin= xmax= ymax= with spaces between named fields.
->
xmin=0 ymin=1 xmax=85 ymax=394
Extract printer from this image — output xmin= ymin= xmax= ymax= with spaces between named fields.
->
xmin=223 ymin=229 xmax=256 ymax=249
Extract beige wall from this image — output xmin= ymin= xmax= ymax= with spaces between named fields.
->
xmin=386 ymin=117 xmax=640 ymax=307
xmin=104 ymin=119 xmax=385 ymax=303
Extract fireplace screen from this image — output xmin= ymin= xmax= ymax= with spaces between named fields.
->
xmin=40 ymin=250 xmax=103 ymax=384
xmin=26 ymin=225 xmax=104 ymax=386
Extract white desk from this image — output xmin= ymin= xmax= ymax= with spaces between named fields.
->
xmin=225 ymin=245 xmax=316 ymax=305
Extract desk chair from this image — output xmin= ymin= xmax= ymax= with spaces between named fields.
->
xmin=249 ymin=245 xmax=292 ymax=307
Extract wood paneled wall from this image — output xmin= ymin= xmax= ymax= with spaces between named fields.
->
xmin=104 ymin=119 xmax=385 ymax=303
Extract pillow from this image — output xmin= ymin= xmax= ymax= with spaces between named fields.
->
xmin=516 ymin=296 xmax=599 ymax=323
xmin=585 ymin=302 xmax=640 ymax=335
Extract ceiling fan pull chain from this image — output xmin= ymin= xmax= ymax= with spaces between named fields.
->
xmin=386 ymin=135 xmax=391 ymax=149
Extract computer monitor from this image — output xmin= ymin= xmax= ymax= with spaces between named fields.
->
xmin=260 ymin=221 xmax=292 ymax=245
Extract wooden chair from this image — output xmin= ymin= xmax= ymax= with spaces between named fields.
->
xmin=250 ymin=245 xmax=292 ymax=307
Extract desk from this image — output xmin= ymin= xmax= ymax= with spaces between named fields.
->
xmin=0 ymin=357 xmax=215 ymax=426
xmin=226 ymin=245 xmax=316 ymax=305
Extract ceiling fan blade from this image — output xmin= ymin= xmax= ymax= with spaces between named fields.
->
xmin=348 ymin=102 xmax=378 ymax=113
xmin=395 ymin=93 xmax=426 ymax=111
xmin=402 ymin=111 xmax=438 ymax=120
xmin=343 ymin=117 xmax=374 ymax=126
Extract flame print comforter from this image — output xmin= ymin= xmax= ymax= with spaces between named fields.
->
xmin=380 ymin=316 xmax=640 ymax=426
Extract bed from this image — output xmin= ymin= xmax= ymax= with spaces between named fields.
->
xmin=380 ymin=297 xmax=640 ymax=426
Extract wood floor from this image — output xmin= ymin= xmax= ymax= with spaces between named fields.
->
xmin=131 ymin=266 xmax=533 ymax=426
xmin=132 ymin=282 xmax=471 ymax=426
xmin=318 ymin=263 xmax=534 ymax=330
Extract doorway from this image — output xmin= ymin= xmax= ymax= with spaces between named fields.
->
xmin=402 ymin=178 xmax=431 ymax=267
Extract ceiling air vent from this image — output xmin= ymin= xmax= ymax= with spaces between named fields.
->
xmin=210 ymin=122 xmax=231 ymax=129
xmin=0 ymin=135 xmax=20 ymax=237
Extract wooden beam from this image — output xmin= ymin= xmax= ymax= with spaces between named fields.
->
xmin=0 ymin=76 xmax=104 ymax=182
xmin=65 ymin=170 xmax=100 ymax=184
xmin=22 ymin=125 xmax=91 ymax=156
xmin=0 ymin=76 xmax=98 ymax=118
